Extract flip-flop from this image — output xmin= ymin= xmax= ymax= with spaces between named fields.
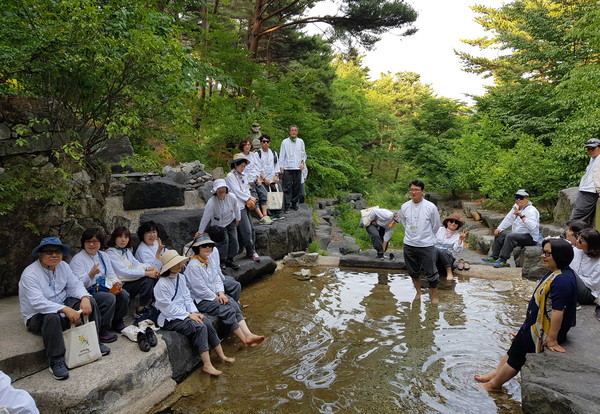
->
xmin=457 ymin=259 xmax=464 ymax=270
xmin=464 ymin=261 xmax=470 ymax=270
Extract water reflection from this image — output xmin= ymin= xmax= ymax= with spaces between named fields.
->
xmin=161 ymin=268 xmax=534 ymax=413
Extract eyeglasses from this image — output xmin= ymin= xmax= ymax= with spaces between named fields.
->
xmin=200 ymin=244 xmax=215 ymax=249
xmin=261 ymin=140 xmax=270 ymax=143
xmin=40 ymin=248 xmax=63 ymax=255
xmin=541 ymin=250 xmax=552 ymax=257
xmin=515 ymin=196 xmax=526 ymax=200
xmin=85 ymin=240 xmax=100 ymax=244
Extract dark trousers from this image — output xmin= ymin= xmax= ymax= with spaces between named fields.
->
xmin=366 ymin=224 xmax=386 ymax=254
xmin=122 ymin=277 xmax=155 ymax=308
xmin=435 ymin=248 xmax=455 ymax=276
xmin=26 ymin=296 xmax=101 ymax=362
xmin=162 ymin=317 xmax=221 ymax=354
xmin=403 ymin=245 xmax=439 ymax=288
xmin=575 ymin=273 xmax=597 ymax=305
xmin=195 ymin=296 xmax=243 ymax=332
xmin=216 ymin=219 xmax=239 ymax=262
xmin=223 ymin=276 xmax=241 ymax=302
xmin=282 ymin=169 xmax=302 ymax=209
xmin=237 ymin=207 xmax=256 ymax=256
xmin=570 ymin=191 xmax=599 ymax=225
xmin=92 ymin=289 xmax=130 ymax=331
xmin=491 ymin=230 xmax=536 ymax=261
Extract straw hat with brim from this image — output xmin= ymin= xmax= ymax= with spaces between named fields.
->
xmin=160 ymin=250 xmax=189 ymax=274
xmin=32 ymin=237 xmax=70 ymax=258
xmin=442 ymin=214 xmax=464 ymax=229
xmin=211 ymin=178 xmax=229 ymax=194
xmin=230 ymin=153 xmax=250 ymax=168
xmin=191 ymin=233 xmax=215 ymax=248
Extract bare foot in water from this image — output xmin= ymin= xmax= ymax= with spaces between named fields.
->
xmin=221 ymin=356 xmax=236 ymax=363
xmin=477 ymin=381 xmax=503 ymax=392
xmin=245 ymin=335 xmax=265 ymax=347
xmin=414 ymin=293 xmax=421 ymax=301
xmin=203 ymin=365 xmax=223 ymax=376
xmin=474 ymin=371 xmax=496 ymax=382
xmin=431 ymin=296 xmax=439 ymax=305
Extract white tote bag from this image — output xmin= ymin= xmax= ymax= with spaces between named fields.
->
xmin=267 ymin=186 xmax=283 ymax=211
xmin=62 ymin=314 xmax=102 ymax=369
xmin=360 ymin=206 xmax=379 ymax=228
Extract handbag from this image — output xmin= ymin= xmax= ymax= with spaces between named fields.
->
xmin=360 ymin=206 xmax=379 ymax=228
xmin=267 ymin=186 xmax=283 ymax=210
xmin=62 ymin=313 xmax=102 ymax=369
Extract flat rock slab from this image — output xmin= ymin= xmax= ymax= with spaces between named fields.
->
xmin=223 ymin=256 xmax=277 ymax=285
xmin=339 ymin=250 xmax=406 ymax=270
xmin=521 ymin=305 xmax=600 ymax=413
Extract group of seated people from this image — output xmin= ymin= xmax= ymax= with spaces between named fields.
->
xmin=19 ymin=223 xmax=264 ymax=380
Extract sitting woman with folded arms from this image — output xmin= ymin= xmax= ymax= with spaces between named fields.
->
xmin=106 ymin=227 xmax=159 ymax=317
xmin=69 ymin=228 xmax=130 ymax=342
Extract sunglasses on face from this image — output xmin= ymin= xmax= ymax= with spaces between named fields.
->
xmin=446 ymin=219 xmax=459 ymax=224
xmin=200 ymin=244 xmax=215 ymax=249
xmin=541 ymin=250 xmax=552 ymax=257
xmin=40 ymin=248 xmax=62 ymax=255
xmin=261 ymin=140 xmax=270 ymax=143
xmin=515 ymin=196 xmax=526 ymax=200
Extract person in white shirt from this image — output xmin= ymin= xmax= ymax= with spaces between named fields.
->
xmin=398 ymin=180 xmax=441 ymax=304
xmin=570 ymin=138 xmax=600 ymax=225
xmin=571 ymin=228 xmax=600 ymax=308
xmin=106 ymin=227 xmax=159 ymax=316
xmin=237 ymin=139 xmax=272 ymax=224
xmin=256 ymin=134 xmax=283 ymax=217
xmin=434 ymin=215 xmax=468 ymax=281
xmin=482 ymin=189 xmax=540 ymax=268
xmin=366 ymin=208 xmax=401 ymax=258
xmin=184 ymin=234 xmax=265 ymax=347
xmin=205 ymin=225 xmax=242 ymax=302
xmin=69 ymin=228 xmax=129 ymax=341
xmin=279 ymin=125 xmax=306 ymax=212
xmin=154 ymin=250 xmax=234 ymax=376
xmin=18 ymin=237 xmax=109 ymax=380
xmin=135 ymin=221 xmax=166 ymax=271
xmin=0 ymin=370 xmax=39 ymax=413
xmin=197 ymin=179 xmax=241 ymax=269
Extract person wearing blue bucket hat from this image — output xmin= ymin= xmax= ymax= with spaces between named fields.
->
xmin=19 ymin=236 xmax=110 ymax=380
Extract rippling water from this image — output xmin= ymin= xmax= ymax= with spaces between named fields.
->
xmin=162 ymin=268 xmax=537 ymax=413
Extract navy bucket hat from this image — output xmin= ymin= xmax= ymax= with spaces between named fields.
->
xmin=32 ymin=237 xmax=70 ymax=258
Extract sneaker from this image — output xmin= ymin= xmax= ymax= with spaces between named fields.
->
xmin=112 ymin=322 xmax=126 ymax=333
xmin=493 ymin=259 xmax=510 ymax=268
xmin=99 ymin=343 xmax=111 ymax=356
xmin=576 ymin=303 xmax=582 ymax=311
xmin=137 ymin=332 xmax=151 ymax=352
xmin=376 ymin=252 xmax=384 ymax=259
xmin=481 ymin=256 xmax=497 ymax=263
xmin=146 ymin=327 xmax=158 ymax=347
xmin=225 ymin=259 xmax=240 ymax=270
xmin=271 ymin=213 xmax=282 ymax=220
xmin=283 ymin=209 xmax=290 ymax=214
xmin=99 ymin=331 xmax=118 ymax=343
xmin=292 ymin=205 xmax=299 ymax=211
xmin=595 ymin=306 xmax=600 ymax=321
xmin=248 ymin=252 xmax=260 ymax=262
xmin=49 ymin=359 xmax=69 ymax=380
xmin=260 ymin=215 xmax=273 ymax=224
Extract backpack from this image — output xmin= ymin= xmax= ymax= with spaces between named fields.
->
xmin=258 ymin=149 xmax=278 ymax=165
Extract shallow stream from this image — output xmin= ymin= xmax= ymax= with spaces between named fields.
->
xmin=163 ymin=267 xmax=536 ymax=413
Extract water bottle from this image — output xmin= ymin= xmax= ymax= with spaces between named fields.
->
xmin=537 ymin=232 xmax=543 ymax=246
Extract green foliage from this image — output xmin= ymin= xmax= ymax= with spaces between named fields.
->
xmin=308 ymin=240 xmax=328 ymax=256
xmin=119 ymin=154 xmax=162 ymax=174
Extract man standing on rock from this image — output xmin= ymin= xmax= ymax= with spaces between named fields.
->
xmin=279 ymin=125 xmax=306 ymax=213
xmin=366 ymin=208 xmax=401 ymax=258
xmin=398 ymin=180 xmax=441 ymax=304
xmin=570 ymin=138 xmax=600 ymax=225
xmin=482 ymin=189 xmax=540 ymax=268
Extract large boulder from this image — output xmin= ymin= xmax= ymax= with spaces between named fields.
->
xmin=553 ymin=187 xmax=579 ymax=227
xmin=94 ymin=135 xmax=135 ymax=173
xmin=139 ymin=209 xmax=203 ymax=254
xmin=254 ymin=208 xmax=315 ymax=260
xmin=514 ymin=245 xmax=547 ymax=280
xmin=123 ymin=178 xmax=186 ymax=210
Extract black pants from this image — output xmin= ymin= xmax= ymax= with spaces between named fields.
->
xmin=491 ymin=230 xmax=536 ymax=262
xmin=366 ymin=224 xmax=386 ymax=254
xmin=282 ymin=169 xmax=302 ymax=209
xmin=122 ymin=277 xmax=155 ymax=308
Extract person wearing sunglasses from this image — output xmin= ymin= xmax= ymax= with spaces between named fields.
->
xmin=569 ymin=138 xmax=600 ymax=226
xmin=482 ymin=189 xmax=540 ymax=268
xmin=434 ymin=214 xmax=468 ymax=281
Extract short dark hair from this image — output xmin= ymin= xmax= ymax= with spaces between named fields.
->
xmin=542 ymin=238 xmax=574 ymax=269
xmin=289 ymin=125 xmax=298 ymax=131
xmin=409 ymin=180 xmax=425 ymax=190
xmin=238 ymin=139 xmax=253 ymax=152
xmin=137 ymin=221 xmax=159 ymax=243
xmin=566 ymin=219 xmax=588 ymax=238
xmin=260 ymin=134 xmax=271 ymax=141
xmin=205 ymin=225 xmax=225 ymax=244
xmin=107 ymin=226 xmax=132 ymax=248
xmin=579 ymin=228 xmax=600 ymax=258
xmin=80 ymin=228 xmax=106 ymax=249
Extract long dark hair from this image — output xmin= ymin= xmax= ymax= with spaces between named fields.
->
xmin=542 ymin=238 xmax=574 ymax=269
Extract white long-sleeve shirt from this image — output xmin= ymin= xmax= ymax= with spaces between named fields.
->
xmin=154 ymin=273 xmax=198 ymax=327
xmin=571 ymin=247 xmax=600 ymax=298
xmin=399 ymin=199 xmax=441 ymax=247
xmin=106 ymin=247 xmax=148 ymax=282
xmin=434 ymin=227 xmax=464 ymax=256
xmin=134 ymin=241 xmax=165 ymax=271
xmin=579 ymin=155 xmax=600 ymax=193
xmin=184 ymin=257 xmax=224 ymax=303
xmin=198 ymin=193 xmax=240 ymax=232
xmin=256 ymin=148 xmax=280 ymax=181
xmin=497 ymin=201 xmax=540 ymax=240
xmin=19 ymin=260 xmax=90 ymax=324
xmin=69 ymin=250 xmax=120 ymax=289
xmin=279 ymin=137 xmax=306 ymax=170
xmin=237 ymin=151 xmax=260 ymax=182
xmin=226 ymin=169 xmax=252 ymax=210
xmin=368 ymin=208 xmax=397 ymax=242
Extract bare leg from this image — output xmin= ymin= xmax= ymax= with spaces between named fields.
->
xmin=254 ymin=206 xmax=263 ymax=218
xmin=480 ymin=362 xmax=518 ymax=392
xmin=430 ymin=287 xmax=439 ymax=305
xmin=234 ymin=319 xmax=265 ymax=346
xmin=213 ymin=344 xmax=235 ymax=363
xmin=200 ymin=350 xmax=222 ymax=376
xmin=446 ymin=266 xmax=453 ymax=281
xmin=261 ymin=204 xmax=268 ymax=217
xmin=475 ymin=354 xmax=508 ymax=382
xmin=412 ymin=277 xmax=422 ymax=301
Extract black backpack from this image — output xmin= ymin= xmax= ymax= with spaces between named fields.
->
xmin=258 ymin=149 xmax=278 ymax=165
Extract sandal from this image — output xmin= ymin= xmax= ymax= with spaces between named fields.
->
xmin=457 ymin=259 xmax=464 ymax=271
xmin=463 ymin=261 xmax=470 ymax=270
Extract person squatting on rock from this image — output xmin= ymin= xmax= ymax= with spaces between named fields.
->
xmin=69 ymin=228 xmax=129 ymax=342
xmin=197 ymin=179 xmax=241 ymax=270
xmin=184 ymin=234 xmax=265 ymax=347
xmin=482 ymin=189 xmax=540 ymax=268
xmin=398 ymin=180 xmax=441 ymax=305
xmin=570 ymin=138 xmax=600 ymax=225
xmin=475 ymin=238 xmax=577 ymax=392
xmin=106 ymin=227 xmax=160 ymax=317
xmin=18 ymin=237 xmax=110 ymax=380
xmin=226 ymin=154 xmax=261 ymax=263
xmin=237 ymin=139 xmax=273 ymax=224
xmin=154 ymin=250 xmax=234 ymax=376
xmin=279 ymin=125 xmax=306 ymax=213
xmin=434 ymin=214 xmax=468 ymax=281
xmin=365 ymin=207 xmax=401 ymax=259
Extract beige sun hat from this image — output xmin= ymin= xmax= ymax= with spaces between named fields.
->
xmin=160 ymin=250 xmax=188 ymax=274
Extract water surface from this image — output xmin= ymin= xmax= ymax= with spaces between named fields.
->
xmin=163 ymin=268 xmax=536 ymax=413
